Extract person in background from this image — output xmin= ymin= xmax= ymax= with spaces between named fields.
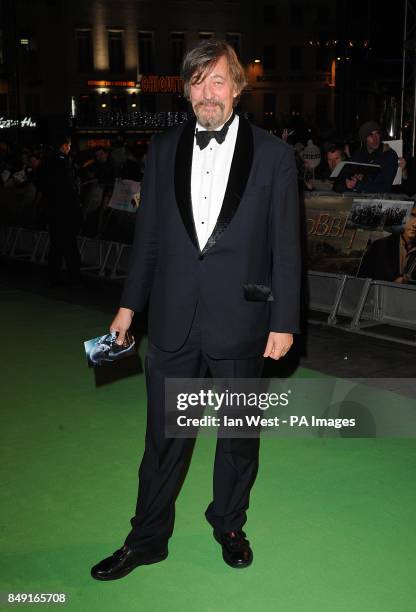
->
xmin=304 ymin=144 xmax=347 ymax=192
xmin=26 ymin=151 xmax=47 ymax=228
xmin=41 ymin=135 xmax=82 ymax=285
xmin=118 ymin=145 xmax=142 ymax=182
xmin=325 ymin=144 xmax=347 ymax=175
xmin=393 ymin=155 xmax=416 ymax=198
xmin=334 ymin=121 xmax=398 ymax=194
xmin=92 ymin=146 xmax=116 ymax=191
xmin=110 ymin=134 xmax=127 ymax=172
xmin=90 ymin=146 xmax=116 ymax=237
xmin=358 ymin=205 xmax=416 ymax=283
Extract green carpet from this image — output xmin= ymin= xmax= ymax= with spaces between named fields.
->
xmin=1 ymin=287 xmax=415 ymax=611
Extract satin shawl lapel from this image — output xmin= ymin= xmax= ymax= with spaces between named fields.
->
xmin=201 ymin=116 xmax=254 ymax=255
xmin=174 ymin=115 xmax=254 ymax=254
xmin=174 ymin=118 xmax=199 ymax=250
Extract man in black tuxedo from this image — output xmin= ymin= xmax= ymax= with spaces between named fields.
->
xmin=91 ymin=40 xmax=301 ymax=580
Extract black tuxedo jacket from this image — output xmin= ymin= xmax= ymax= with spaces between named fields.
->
xmin=120 ymin=115 xmax=301 ymax=358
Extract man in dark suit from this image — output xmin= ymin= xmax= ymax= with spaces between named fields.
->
xmin=91 ymin=40 xmax=301 ymax=580
xmin=41 ymin=136 xmax=82 ymax=284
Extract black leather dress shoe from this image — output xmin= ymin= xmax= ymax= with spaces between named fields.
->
xmin=213 ymin=530 xmax=253 ymax=568
xmin=91 ymin=544 xmax=168 ymax=581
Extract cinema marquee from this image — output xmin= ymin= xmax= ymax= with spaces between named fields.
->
xmin=139 ymin=76 xmax=184 ymax=93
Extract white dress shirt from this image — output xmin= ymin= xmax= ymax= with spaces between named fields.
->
xmin=191 ymin=113 xmax=239 ymax=250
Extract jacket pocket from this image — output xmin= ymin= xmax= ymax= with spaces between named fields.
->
xmin=243 ymin=284 xmax=274 ymax=302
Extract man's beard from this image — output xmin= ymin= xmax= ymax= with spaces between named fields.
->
xmin=194 ymin=98 xmax=226 ymax=129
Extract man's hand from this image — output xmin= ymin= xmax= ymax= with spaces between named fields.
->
xmin=281 ymin=128 xmax=289 ymax=142
xmin=110 ymin=307 xmax=134 ymax=345
xmin=394 ymin=275 xmax=410 ymax=284
xmin=398 ymin=156 xmax=408 ymax=180
xmin=263 ymin=332 xmax=293 ymax=360
xmin=345 ymin=173 xmax=362 ymax=190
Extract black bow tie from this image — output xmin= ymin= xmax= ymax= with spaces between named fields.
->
xmin=195 ymin=113 xmax=235 ymax=150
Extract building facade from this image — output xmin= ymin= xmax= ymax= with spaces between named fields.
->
xmin=0 ymin=0 xmax=339 ymax=144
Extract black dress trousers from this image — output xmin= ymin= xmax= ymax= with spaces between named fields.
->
xmin=124 ymin=305 xmax=264 ymax=553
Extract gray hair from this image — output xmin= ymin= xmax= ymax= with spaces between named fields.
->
xmin=181 ymin=39 xmax=247 ymax=101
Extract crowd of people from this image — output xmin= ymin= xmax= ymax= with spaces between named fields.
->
xmin=1 ymin=117 xmax=415 ymax=284
xmin=0 ymin=135 xmax=146 ymax=226
xmin=288 ymin=120 xmax=416 ymax=198
xmin=1 ymin=119 xmax=415 ymax=229
xmin=0 ymin=134 xmax=147 ymax=284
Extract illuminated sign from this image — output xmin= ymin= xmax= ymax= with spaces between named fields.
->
xmin=140 ymin=76 xmax=184 ymax=93
xmin=86 ymin=77 xmax=184 ymax=93
xmin=87 ymin=80 xmax=137 ymax=87
xmin=0 ymin=116 xmax=37 ymax=129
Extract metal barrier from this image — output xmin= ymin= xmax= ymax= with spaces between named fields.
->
xmin=308 ymin=270 xmax=416 ymax=345
xmin=1 ymin=225 xmax=16 ymax=256
xmin=351 ymin=281 xmax=416 ymax=335
xmin=1 ymin=227 xmax=131 ymax=280
xmin=308 ymin=271 xmax=377 ymax=324
xmin=9 ymin=227 xmax=39 ymax=259
xmin=110 ymin=244 xmax=132 ymax=279
xmin=78 ymin=237 xmax=111 ymax=273
xmin=77 ymin=237 xmax=132 ymax=278
xmin=31 ymin=230 xmax=49 ymax=263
